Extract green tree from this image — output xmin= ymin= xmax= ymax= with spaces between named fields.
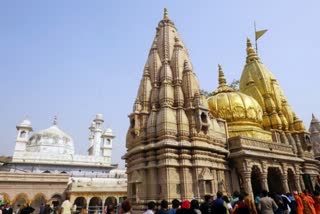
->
xmin=229 ymin=79 xmax=239 ymax=90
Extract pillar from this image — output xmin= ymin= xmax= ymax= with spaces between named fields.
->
xmin=299 ymin=175 xmax=305 ymax=191
xmin=293 ymin=174 xmax=302 ymax=193
xmin=261 ymin=172 xmax=269 ymax=191
xmin=242 ymin=171 xmax=253 ymax=196
xmin=281 ymin=173 xmax=290 ymax=193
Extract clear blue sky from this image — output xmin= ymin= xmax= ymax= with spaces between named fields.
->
xmin=1 ymin=1 xmax=320 ymax=167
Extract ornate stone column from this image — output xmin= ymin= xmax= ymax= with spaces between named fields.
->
xmin=294 ymin=175 xmax=302 ymax=193
xmin=242 ymin=171 xmax=253 ymax=196
xmin=281 ymin=173 xmax=290 ymax=193
xmin=299 ymin=175 xmax=305 ymax=192
xmin=260 ymin=172 xmax=269 ymax=191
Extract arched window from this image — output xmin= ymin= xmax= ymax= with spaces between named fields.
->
xmin=20 ymin=131 xmax=26 ymax=138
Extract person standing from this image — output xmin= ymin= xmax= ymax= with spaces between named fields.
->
xmin=301 ymin=190 xmax=316 ymax=214
xmin=314 ymin=191 xmax=320 ymax=214
xmin=143 ymin=201 xmax=155 ymax=214
xmin=258 ymin=190 xmax=278 ymax=214
xmin=40 ymin=203 xmax=45 ymax=214
xmin=200 ymin=195 xmax=211 ymax=214
xmin=61 ymin=197 xmax=72 ymax=214
xmin=190 ymin=200 xmax=201 ymax=214
xmin=168 ymin=199 xmax=180 ymax=214
xmin=3 ymin=204 xmax=13 ymax=214
xmin=156 ymin=200 xmax=169 ymax=214
xmin=244 ymin=193 xmax=258 ymax=214
xmin=211 ymin=191 xmax=228 ymax=214
xmin=232 ymin=194 xmax=249 ymax=214
xmin=119 ymin=200 xmax=131 ymax=214
xmin=293 ymin=191 xmax=303 ymax=214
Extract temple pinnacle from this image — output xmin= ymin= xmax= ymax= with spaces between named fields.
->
xmin=163 ymin=8 xmax=169 ymax=20
xmin=246 ymin=37 xmax=259 ymax=63
xmin=218 ymin=64 xmax=227 ymax=86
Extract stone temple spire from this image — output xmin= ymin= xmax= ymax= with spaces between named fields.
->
xmin=163 ymin=8 xmax=169 ymax=20
xmin=124 ymin=10 xmax=229 ymax=209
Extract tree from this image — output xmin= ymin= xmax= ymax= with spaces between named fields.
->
xmin=229 ymin=79 xmax=239 ymax=90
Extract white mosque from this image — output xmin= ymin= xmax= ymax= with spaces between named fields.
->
xmin=0 ymin=114 xmax=127 ymax=214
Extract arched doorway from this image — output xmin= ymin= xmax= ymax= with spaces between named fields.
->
xmin=104 ymin=197 xmax=117 ymax=214
xmin=287 ymin=169 xmax=297 ymax=193
xmin=104 ymin=197 xmax=117 ymax=206
xmin=88 ymin=197 xmax=102 ymax=214
xmin=50 ymin=194 xmax=63 ymax=212
xmin=0 ymin=193 xmax=10 ymax=205
xmin=74 ymin=197 xmax=87 ymax=213
xmin=268 ymin=167 xmax=283 ymax=194
xmin=13 ymin=193 xmax=28 ymax=212
xmin=31 ymin=193 xmax=46 ymax=214
xmin=251 ymin=166 xmax=262 ymax=197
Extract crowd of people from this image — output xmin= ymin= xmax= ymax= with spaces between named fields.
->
xmin=3 ymin=189 xmax=320 ymax=214
xmin=113 ymin=189 xmax=320 ymax=214
xmin=0 ymin=203 xmax=35 ymax=214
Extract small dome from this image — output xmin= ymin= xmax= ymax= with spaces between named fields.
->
xmin=28 ymin=124 xmax=75 ymax=155
xmin=103 ymin=128 xmax=114 ymax=137
xmin=207 ymin=65 xmax=263 ymax=126
xmin=105 ymin=128 xmax=113 ymax=133
xmin=95 ymin=113 xmax=104 ymax=121
xmin=21 ymin=119 xmax=31 ymax=126
xmin=17 ymin=119 xmax=33 ymax=131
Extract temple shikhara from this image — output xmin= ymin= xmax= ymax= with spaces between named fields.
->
xmin=124 ymin=9 xmax=320 ymax=211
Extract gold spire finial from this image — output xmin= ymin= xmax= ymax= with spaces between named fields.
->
xmin=218 ymin=64 xmax=227 ymax=86
xmin=247 ymin=37 xmax=253 ymax=48
xmin=246 ymin=37 xmax=259 ymax=63
xmin=164 ymin=8 xmax=169 ymax=20
xmin=53 ymin=115 xmax=58 ymax=126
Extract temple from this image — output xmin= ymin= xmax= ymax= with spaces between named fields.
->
xmin=124 ymin=9 xmax=319 ymax=210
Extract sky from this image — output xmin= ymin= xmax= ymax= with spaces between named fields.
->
xmin=1 ymin=1 xmax=320 ymax=168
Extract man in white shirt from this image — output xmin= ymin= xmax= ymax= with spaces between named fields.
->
xmin=61 ymin=197 xmax=72 ymax=214
xmin=143 ymin=201 xmax=155 ymax=214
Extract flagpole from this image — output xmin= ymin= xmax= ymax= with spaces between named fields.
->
xmin=254 ymin=21 xmax=258 ymax=54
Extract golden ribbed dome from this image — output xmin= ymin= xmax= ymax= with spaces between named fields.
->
xmin=208 ymin=65 xmax=263 ymax=126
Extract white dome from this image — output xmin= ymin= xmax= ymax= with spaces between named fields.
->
xmin=21 ymin=119 xmax=31 ymax=126
xmin=95 ymin=113 xmax=104 ymax=121
xmin=103 ymin=128 xmax=114 ymax=136
xmin=28 ymin=125 xmax=75 ymax=155
xmin=17 ymin=119 xmax=32 ymax=128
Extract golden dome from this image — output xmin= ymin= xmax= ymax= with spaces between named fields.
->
xmin=208 ymin=65 xmax=263 ymax=126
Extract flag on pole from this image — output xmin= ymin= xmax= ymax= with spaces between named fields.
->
xmin=255 ymin=29 xmax=268 ymax=41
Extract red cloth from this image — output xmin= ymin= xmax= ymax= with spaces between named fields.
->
xmin=181 ymin=200 xmax=190 ymax=209
xmin=305 ymin=195 xmax=316 ymax=214
xmin=294 ymin=194 xmax=304 ymax=214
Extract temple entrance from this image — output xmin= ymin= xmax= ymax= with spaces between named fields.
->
xmin=31 ymin=194 xmax=46 ymax=214
xmin=74 ymin=197 xmax=87 ymax=213
xmin=302 ymin=174 xmax=314 ymax=192
xmin=251 ymin=166 xmax=262 ymax=196
xmin=287 ymin=169 xmax=297 ymax=192
xmin=13 ymin=193 xmax=28 ymax=212
xmin=88 ymin=197 xmax=102 ymax=214
xmin=105 ymin=197 xmax=117 ymax=206
xmin=268 ymin=167 xmax=283 ymax=193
